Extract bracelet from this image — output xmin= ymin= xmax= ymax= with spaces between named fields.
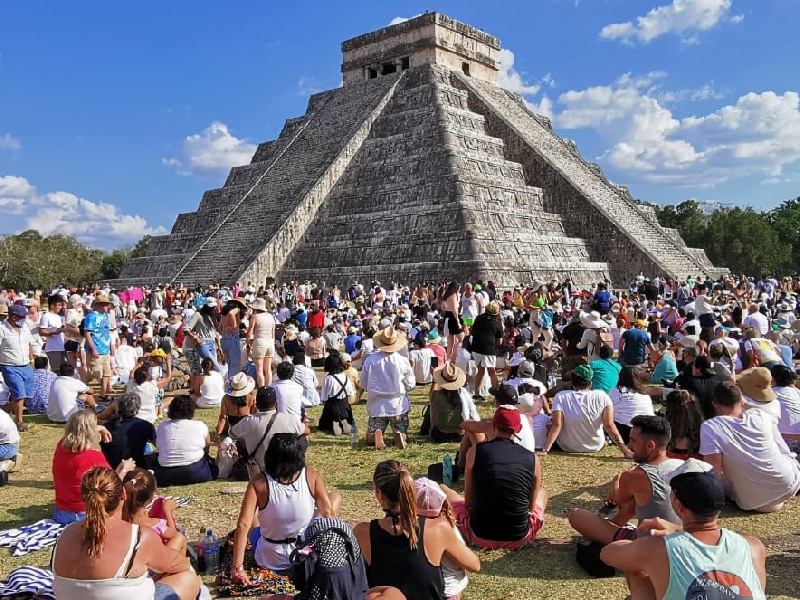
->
xmin=233 ymin=565 xmax=244 ymax=572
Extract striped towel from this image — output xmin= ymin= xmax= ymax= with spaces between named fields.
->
xmin=0 ymin=496 xmax=193 ymax=556
xmin=0 ymin=565 xmax=55 ymax=599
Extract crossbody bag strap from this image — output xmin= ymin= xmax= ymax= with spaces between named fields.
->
xmin=251 ymin=413 xmax=278 ymax=459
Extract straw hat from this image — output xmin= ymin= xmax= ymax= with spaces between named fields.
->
xmin=372 ymin=326 xmax=407 ymax=353
xmin=93 ymin=294 xmax=113 ymax=305
xmin=485 ymin=301 xmax=501 ymax=316
xmin=227 ymin=373 xmax=256 ymax=397
xmin=432 ymin=363 xmax=466 ymax=390
xmin=229 ymin=297 xmax=248 ymax=309
xmin=579 ymin=311 xmax=604 ymax=329
xmin=250 ymin=298 xmax=268 ymax=313
xmin=737 ymin=367 xmax=776 ymax=404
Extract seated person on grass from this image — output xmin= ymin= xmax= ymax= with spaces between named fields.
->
xmin=568 ymin=415 xmax=684 ymax=545
xmin=441 ymin=406 xmax=547 ymax=550
xmin=47 ymin=362 xmax=95 ymax=423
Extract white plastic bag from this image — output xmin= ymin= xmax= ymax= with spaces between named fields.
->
xmin=216 ymin=437 xmax=238 ymax=480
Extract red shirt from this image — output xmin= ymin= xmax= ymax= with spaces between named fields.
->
xmin=52 ymin=441 xmax=110 ymax=512
xmin=307 ymin=310 xmax=325 ymax=330
xmin=428 ymin=343 xmax=447 ymax=364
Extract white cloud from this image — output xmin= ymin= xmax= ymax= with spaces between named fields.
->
xmin=297 ymin=75 xmax=322 ymax=97
xmin=0 ymin=134 xmax=21 ymax=152
xmin=549 ymin=74 xmax=800 ymax=186
xmin=498 ymin=49 xmax=541 ymax=96
xmin=162 ymin=121 xmax=256 ymax=177
xmin=0 ymin=175 xmax=166 ymax=249
xmin=388 ymin=15 xmax=421 ymax=26
xmin=600 ymin=0 xmax=742 ymax=44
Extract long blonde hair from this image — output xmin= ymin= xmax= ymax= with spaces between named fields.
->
xmin=81 ymin=467 xmax=124 ymax=559
xmin=62 ymin=409 xmax=101 ymax=453
xmin=373 ymin=460 xmax=419 ymax=548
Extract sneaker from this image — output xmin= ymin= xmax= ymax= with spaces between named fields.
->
xmin=0 ymin=459 xmax=14 ymax=473
xmin=394 ymin=432 xmax=407 ymax=450
xmin=374 ymin=429 xmax=386 ymax=450
xmin=332 ymin=421 xmax=343 ymax=436
xmin=473 ymin=395 xmax=486 ymax=403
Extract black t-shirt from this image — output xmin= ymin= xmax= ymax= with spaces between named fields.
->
xmin=101 ymin=417 xmax=156 ymax=468
xmin=470 ymin=313 xmax=503 ymax=355
xmin=471 ymin=438 xmax=534 ymax=541
xmin=561 ymin=321 xmax=585 ymax=356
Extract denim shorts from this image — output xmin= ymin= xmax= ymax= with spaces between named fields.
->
xmin=155 ymin=583 xmax=180 ymax=600
xmin=0 ymin=443 xmax=18 ymax=460
xmin=0 ymin=365 xmax=34 ymax=401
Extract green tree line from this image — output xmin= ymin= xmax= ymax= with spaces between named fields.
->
xmin=0 ymin=231 xmax=150 ymax=291
xmin=653 ymin=197 xmax=800 ymax=276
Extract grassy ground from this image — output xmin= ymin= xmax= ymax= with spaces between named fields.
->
xmin=2 ymin=387 xmax=799 ymax=599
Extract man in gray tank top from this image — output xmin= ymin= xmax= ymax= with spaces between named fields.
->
xmin=568 ymin=415 xmax=684 ymax=545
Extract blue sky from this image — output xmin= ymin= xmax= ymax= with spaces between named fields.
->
xmin=1 ymin=0 xmax=799 ymax=249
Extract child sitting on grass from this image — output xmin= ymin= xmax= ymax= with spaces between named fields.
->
xmin=123 ymin=467 xmax=187 ymax=555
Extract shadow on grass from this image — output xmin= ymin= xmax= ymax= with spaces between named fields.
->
xmin=765 ymin=536 xmax=800 ymax=598
xmin=0 ymin=504 xmax=53 ymax=529
xmin=476 ymin=536 xmax=595 ymax=581
xmin=5 ymin=479 xmax=54 ymax=490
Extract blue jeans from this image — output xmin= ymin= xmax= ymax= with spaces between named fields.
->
xmin=196 ymin=339 xmax=221 ymax=372
xmin=221 ymin=333 xmax=242 ymax=376
xmin=54 ymin=508 xmax=85 ymax=524
xmin=0 ymin=443 xmax=18 ymax=460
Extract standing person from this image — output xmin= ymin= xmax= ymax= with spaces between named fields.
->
xmin=219 ymin=297 xmax=247 ymax=377
xmin=441 ymin=282 xmax=463 ymax=363
xmin=460 ymin=283 xmax=480 ymax=329
xmin=64 ymin=294 xmax=86 ymax=370
xmin=600 ymin=469 xmax=767 ymax=600
xmin=470 ymin=301 xmax=504 ymax=403
xmin=39 ymin=295 xmax=68 ymax=373
xmin=183 ymin=297 xmax=220 ymax=393
xmin=361 ymin=327 xmax=415 ymax=450
xmin=0 ymin=305 xmax=36 ymax=431
xmin=247 ymin=298 xmax=276 ymax=386
xmin=83 ymin=294 xmax=116 ymax=402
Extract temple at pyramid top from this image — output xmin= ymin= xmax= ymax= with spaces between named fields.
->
xmin=117 ymin=13 xmax=724 ymax=289
xmin=341 ymin=13 xmax=501 ymax=86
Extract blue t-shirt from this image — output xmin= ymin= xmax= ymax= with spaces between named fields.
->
xmin=84 ymin=310 xmax=111 ymax=355
xmin=589 ymin=358 xmax=622 ymax=393
xmin=620 ymin=328 xmax=650 ymax=365
xmin=593 ymin=289 xmax=611 ymax=313
xmin=343 ymin=334 xmax=361 ymax=355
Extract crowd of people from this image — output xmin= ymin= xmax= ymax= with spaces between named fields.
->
xmin=1 ymin=272 xmax=798 ymax=599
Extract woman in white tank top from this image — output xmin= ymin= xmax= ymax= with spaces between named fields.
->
xmin=230 ymin=433 xmax=342 ymax=583
xmin=52 ymin=466 xmax=198 ymax=600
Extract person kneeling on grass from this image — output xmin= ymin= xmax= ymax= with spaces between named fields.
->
xmin=600 ymin=466 xmax=767 ymax=600
xmin=441 ymin=406 xmax=547 ymax=550
xmin=568 ymin=415 xmax=685 ymax=545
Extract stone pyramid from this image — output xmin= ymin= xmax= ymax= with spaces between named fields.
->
xmin=118 ymin=13 xmax=723 ymax=288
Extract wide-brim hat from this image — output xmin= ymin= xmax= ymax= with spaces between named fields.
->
xmin=373 ymin=326 xmax=407 ymax=353
xmin=601 ymin=312 xmax=615 ymax=324
xmin=433 ymin=363 xmax=466 ymax=390
xmin=485 ymin=301 xmax=500 ymax=316
xmin=250 ymin=298 xmax=268 ymax=312
xmin=737 ymin=367 xmax=776 ymax=403
xmin=227 ymin=373 xmax=256 ymax=397
xmin=93 ymin=294 xmax=113 ymax=305
xmin=579 ymin=310 xmax=605 ymax=329
xmin=530 ymin=279 xmax=546 ymax=291
xmin=229 ymin=297 xmax=248 ymax=308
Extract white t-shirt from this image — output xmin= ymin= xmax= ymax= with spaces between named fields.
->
xmin=196 ymin=371 xmax=225 ymax=408
xmin=272 ymin=379 xmax=305 ymax=421
xmin=114 ymin=345 xmax=138 ymax=377
xmin=39 ymin=312 xmax=65 ymax=352
xmin=743 ymin=312 xmax=770 ymax=335
xmin=361 ymin=351 xmax=415 ymax=418
xmin=47 ymin=376 xmax=89 ymax=422
xmin=741 ymin=395 xmax=782 ymax=424
xmin=156 ymin=419 xmax=209 ymax=467
xmin=320 ymin=373 xmax=355 ymax=403
xmin=230 ymin=410 xmax=305 ymax=470
xmin=409 ymin=348 xmax=434 ymax=384
xmin=700 ymin=409 xmax=800 ymax=511
xmin=0 ymin=407 xmax=20 ymax=445
xmin=774 ymin=385 xmax=800 ymax=435
xmin=608 ymin=387 xmax=655 ymax=426
xmin=126 ymin=380 xmax=159 ymax=423
xmin=552 ymin=389 xmax=613 ymax=453
xmin=498 ymin=404 xmax=536 ymax=454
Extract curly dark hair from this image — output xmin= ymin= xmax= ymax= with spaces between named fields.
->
xmin=167 ymin=395 xmax=195 ymax=420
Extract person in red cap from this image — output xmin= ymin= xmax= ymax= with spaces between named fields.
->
xmin=441 ymin=405 xmax=547 ymax=550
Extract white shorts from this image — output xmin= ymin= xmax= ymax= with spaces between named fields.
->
xmin=472 ymin=352 xmax=496 ymax=368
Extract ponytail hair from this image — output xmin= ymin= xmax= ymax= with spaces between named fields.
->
xmin=81 ymin=467 xmax=124 ymax=559
xmin=122 ymin=468 xmax=157 ymax=522
xmin=373 ymin=460 xmax=419 ymax=548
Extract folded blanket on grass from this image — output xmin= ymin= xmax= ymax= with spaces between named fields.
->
xmin=0 ymin=496 xmax=193 ymax=556
xmin=0 ymin=566 xmax=55 ymax=599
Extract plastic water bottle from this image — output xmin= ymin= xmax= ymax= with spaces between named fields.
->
xmin=350 ymin=429 xmax=359 ymax=447
xmin=203 ymin=529 xmax=219 ymax=575
xmin=442 ymin=453 xmax=453 ymax=487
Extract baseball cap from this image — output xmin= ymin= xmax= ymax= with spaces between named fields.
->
xmin=414 ymin=477 xmax=447 ymax=518
xmin=493 ymin=406 xmax=522 ymax=434
xmin=489 ymin=383 xmax=518 ymax=405
xmin=347 ymin=326 xmax=357 ymax=334
xmin=9 ymin=305 xmax=27 ymax=318
xmin=517 ymin=361 xmax=535 ymax=377
xmin=670 ymin=470 xmax=726 ymax=517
